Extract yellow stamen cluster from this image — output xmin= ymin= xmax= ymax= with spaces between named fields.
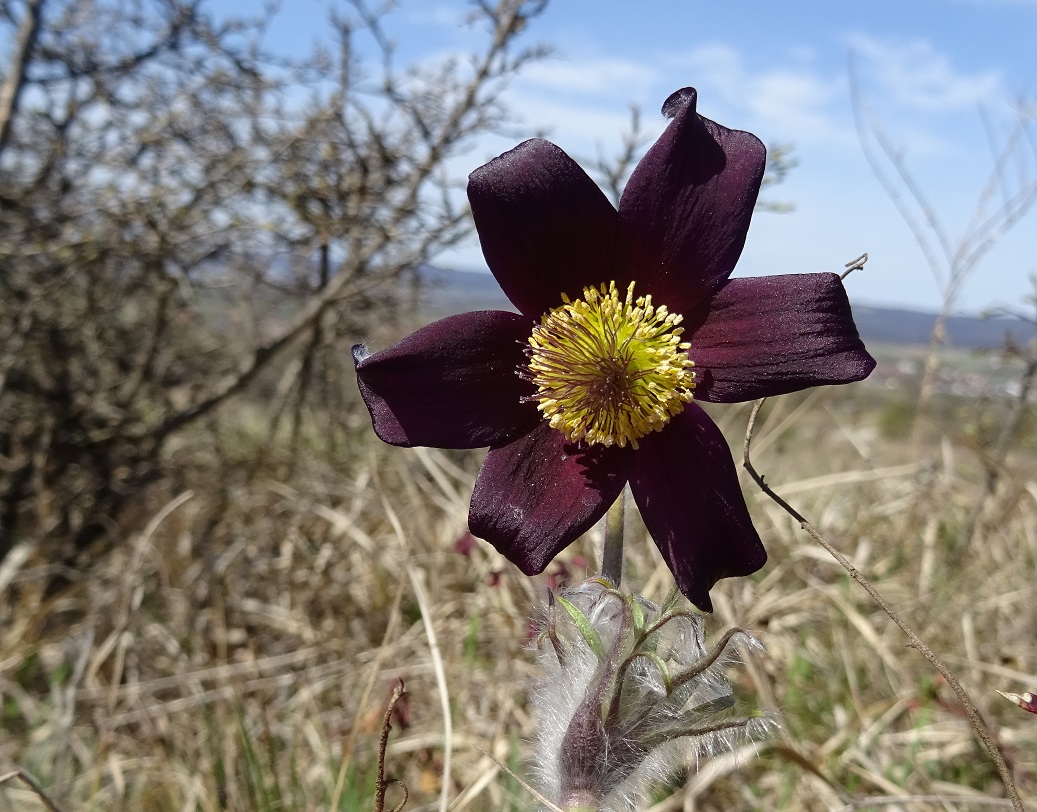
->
xmin=525 ymin=281 xmax=695 ymax=449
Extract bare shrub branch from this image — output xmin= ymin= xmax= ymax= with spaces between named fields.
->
xmin=0 ymin=0 xmax=548 ymax=564
xmin=848 ymin=53 xmax=1037 ymax=436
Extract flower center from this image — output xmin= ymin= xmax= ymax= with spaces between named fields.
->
xmin=524 ymin=281 xmax=695 ymax=449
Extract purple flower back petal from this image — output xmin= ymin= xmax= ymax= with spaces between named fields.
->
xmin=617 ymin=88 xmax=766 ymax=315
xmin=688 ymin=273 xmax=877 ymax=403
xmin=469 ymin=421 xmax=633 ymax=574
xmin=629 ymin=404 xmax=766 ymax=612
xmin=468 ymin=139 xmax=619 ymax=317
xmin=353 ymin=311 xmax=539 ymax=448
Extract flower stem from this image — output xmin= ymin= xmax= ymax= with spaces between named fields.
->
xmin=601 ymin=488 xmax=626 ymax=588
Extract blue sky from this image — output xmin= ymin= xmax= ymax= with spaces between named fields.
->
xmin=218 ymin=0 xmax=1037 ymax=314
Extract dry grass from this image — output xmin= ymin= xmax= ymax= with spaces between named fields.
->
xmin=1 ymin=365 xmax=1036 ymax=811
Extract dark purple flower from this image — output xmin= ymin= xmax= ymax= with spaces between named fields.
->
xmin=997 ymin=689 xmax=1037 ymax=715
xmin=353 ymin=87 xmax=875 ymax=611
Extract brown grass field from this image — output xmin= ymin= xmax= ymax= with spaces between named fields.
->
xmin=1 ymin=339 xmax=1036 ymax=811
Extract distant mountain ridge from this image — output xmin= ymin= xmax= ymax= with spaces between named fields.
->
xmin=849 ymin=304 xmax=1035 ymax=350
xmin=419 ymin=267 xmax=1036 ymax=350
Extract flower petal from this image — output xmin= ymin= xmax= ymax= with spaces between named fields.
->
xmin=353 ymin=311 xmax=538 ymax=448
xmin=629 ymin=405 xmax=766 ymax=611
xmin=468 ymin=139 xmax=619 ymax=318
xmin=617 ymin=88 xmax=766 ymax=314
xmin=688 ymin=273 xmax=876 ymax=403
xmin=469 ymin=421 xmax=633 ymax=574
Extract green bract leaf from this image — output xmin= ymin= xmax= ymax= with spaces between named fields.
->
xmin=631 ymin=597 xmax=646 ymax=637
xmin=556 ymin=596 xmax=606 ymax=659
xmin=659 ymin=586 xmax=682 ymax=616
xmin=685 ymin=693 xmax=735 ymax=718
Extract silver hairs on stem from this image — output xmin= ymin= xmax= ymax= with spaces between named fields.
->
xmin=529 ymin=579 xmax=776 ymax=812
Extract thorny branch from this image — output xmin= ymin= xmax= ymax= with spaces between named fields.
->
xmin=150 ymin=0 xmax=549 ymax=439
xmin=741 ymin=398 xmax=1024 ymax=812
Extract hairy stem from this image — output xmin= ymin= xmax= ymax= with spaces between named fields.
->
xmin=601 ymin=488 xmax=626 ymax=588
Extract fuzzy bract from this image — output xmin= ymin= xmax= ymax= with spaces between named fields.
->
xmin=530 ymin=580 xmax=774 ymax=811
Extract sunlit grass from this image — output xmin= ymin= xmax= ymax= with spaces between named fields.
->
xmin=1 ymin=371 xmax=1035 ymax=810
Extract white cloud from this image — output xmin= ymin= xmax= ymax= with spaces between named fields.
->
xmin=848 ymin=35 xmax=1003 ymax=113
xmin=401 ymin=4 xmax=468 ymax=27
xmin=747 ymin=70 xmax=842 ymax=140
xmin=665 ymin=43 xmax=744 ymax=104
xmin=501 ymin=89 xmax=662 ymax=154
xmin=664 ymin=45 xmax=849 ymax=145
xmin=519 ymin=57 xmax=660 ymax=97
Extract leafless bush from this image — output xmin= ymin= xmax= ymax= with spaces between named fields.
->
xmin=0 ymin=0 xmax=547 ymax=563
xmin=848 ymin=56 xmax=1037 ymax=439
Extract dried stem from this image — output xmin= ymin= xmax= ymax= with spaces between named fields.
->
xmin=374 ymin=681 xmax=409 ymax=812
xmin=840 ymin=253 xmax=869 ymax=281
xmin=0 ymin=769 xmax=65 ymax=812
xmin=474 ymin=746 xmax=566 ymax=812
xmin=741 ymin=398 xmax=1023 ymax=812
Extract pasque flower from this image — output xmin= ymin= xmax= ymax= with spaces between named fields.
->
xmin=997 ymin=689 xmax=1037 ymax=715
xmin=353 ymin=87 xmax=875 ymax=611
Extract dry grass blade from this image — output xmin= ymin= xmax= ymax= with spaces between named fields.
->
xmin=405 ymin=563 xmax=452 ymax=812
xmin=841 ymin=252 xmax=869 ymax=280
xmin=377 ymin=489 xmax=453 ymax=812
xmin=834 ymin=795 xmax=1015 ymax=810
xmin=471 ymin=746 xmax=565 ymax=812
xmin=331 ymin=576 xmax=407 ymax=809
xmin=0 ymin=769 xmax=66 ymax=812
xmin=742 ymin=397 xmax=1025 ymax=812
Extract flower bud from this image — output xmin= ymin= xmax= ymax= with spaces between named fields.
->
xmin=529 ymin=579 xmax=774 ymax=811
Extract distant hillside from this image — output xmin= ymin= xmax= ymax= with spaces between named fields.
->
xmin=850 ymin=304 xmax=1035 ymax=350
xmin=419 ymin=267 xmax=1037 ymax=350
xmin=420 ymin=266 xmax=514 ymax=314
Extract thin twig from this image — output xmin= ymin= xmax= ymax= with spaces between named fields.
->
xmin=0 ymin=769 xmax=66 ymax=812
xmin=840 ymin=253 xmax=868 ymax=280
xmin=374 ymin=680 xmax=409 ymax=812
xmin=0 ymin=0 xmax=45 ymax=154
xmin=741 ymin=398 xmax=1024 ymax=812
